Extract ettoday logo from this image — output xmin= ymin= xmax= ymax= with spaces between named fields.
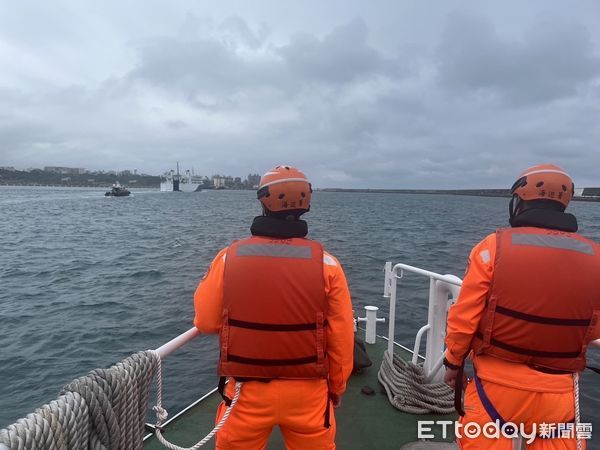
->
xmin=417 ymin=420 xmax=592 ymax=444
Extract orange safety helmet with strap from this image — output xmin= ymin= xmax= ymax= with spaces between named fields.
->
xmin=509 ymin=163 xmax=574 ymax=217
xmin=219 ymin=235 xmax=328 ymax=379
xmin=257 ymin=165 xmax=312 ymax=215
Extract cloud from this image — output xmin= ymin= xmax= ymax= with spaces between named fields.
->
xmin=278 ymin=18 xmax=399 ymax=84
xmin=1 ymin=3 xmax=600 ymax=188
xmin=436 ymin=13 xmax=600 ymax=105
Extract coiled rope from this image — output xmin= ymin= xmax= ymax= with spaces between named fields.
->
xmin=0 ymin=350 xmax=158 ymax=450
xmin=378 ymin=350 xmax=454 ymax=414
xmin=0 ymin=349 xmax=241 ymax=450
xmin=149 ymin=350 xmax=241 ymax=450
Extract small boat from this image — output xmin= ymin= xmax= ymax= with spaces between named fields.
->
xmin=105 ymin=182 xmax=130 ymax=197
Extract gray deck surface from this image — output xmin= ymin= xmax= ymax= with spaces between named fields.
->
xmin=143 ymin=336 xmax=457 ymax=450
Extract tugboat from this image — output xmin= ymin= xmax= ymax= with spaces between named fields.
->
xmin=105 ymin=181 xmax=131 ymax=197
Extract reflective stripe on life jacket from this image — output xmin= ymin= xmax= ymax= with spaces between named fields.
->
xmin=219 ymin=235 xmax=328 ymax=379
xmin=472 ymin=227 xmax=600 ymax=373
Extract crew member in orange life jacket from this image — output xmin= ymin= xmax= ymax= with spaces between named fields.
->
xmin=193 ymin=165 xmax=354 ymax=449
xmin=444 ymin=164 xmax=600 ymax=449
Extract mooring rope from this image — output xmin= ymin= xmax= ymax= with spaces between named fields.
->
xmin=0 ymin=349 xmax=241 ymax=450
xmin=149 ymin=350 xmax=241 ymax=450
xmin=0 ymin=350 xmax=158 ymax=450
xmin=378 ymin=350 xmax=455 ymax=415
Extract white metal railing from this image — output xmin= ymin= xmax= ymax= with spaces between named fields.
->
xmin=383 ymin=262 xmax=462 ymax=383
xmin=154 ymin=327 xmax=200 ymax=359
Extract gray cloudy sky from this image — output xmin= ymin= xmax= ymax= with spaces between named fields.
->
xmin=1 ymin=0 xmax=600 ymax=188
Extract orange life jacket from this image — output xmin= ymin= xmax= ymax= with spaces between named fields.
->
xmin=219 ymin=235 xmax=328 ymax=379
xmin=472 ymin=227 xmax=600 ymax=372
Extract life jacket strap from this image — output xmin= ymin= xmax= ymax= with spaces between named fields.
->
xmin=218 ymin=376 xmax=232 ymax=406
xmin=474 ymin=369 xmax=581 ymax=440
xmin=474 ymin=332 xmax=582 ymax=359
xmin=473 ymin=366 xmax=517 ymax=435
xmin=454 ymin=363 xmax=465 ymax=416
xmin=494 ymin=305 xmax=591 ymax=327
xmin=324 ymin=396 xmax=331 ymax=429
xmin=228 ymin=318 xmax=326 ymax=331
xmin=227 ymin=354 xmax=318 ymax=366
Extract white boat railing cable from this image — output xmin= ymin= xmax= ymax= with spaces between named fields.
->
xmin=383 ymin=262 xmax=462 ymax=383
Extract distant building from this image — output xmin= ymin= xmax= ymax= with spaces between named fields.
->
xmin=0 ymin=166 xmax=16 ymax=172
xmin=61 ymin=177 xmax=71 ymax=182
xmin=247 ymin=173 xmax=260 ymax=189
xmin=213 ymin=176 xmax=227 ymax=188
xmin=44 ymin=166 xmax=86 ymax=175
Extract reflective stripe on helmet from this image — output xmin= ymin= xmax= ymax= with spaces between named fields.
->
xmin=258 ymin=177 xmax=309 ymax=189
xmin=521 ymin=168 xmax=571 ymax=178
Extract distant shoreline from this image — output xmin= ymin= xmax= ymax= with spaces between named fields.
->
xmin=2 ymin=184 xmax=599 ymax=202
xmin=318 ymin=188 xmax=600 ymax=202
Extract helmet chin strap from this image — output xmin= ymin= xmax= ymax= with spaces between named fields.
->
xmin=509 ymin=195 xmax=521 ymax=222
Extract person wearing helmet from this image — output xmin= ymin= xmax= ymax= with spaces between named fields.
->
xmin=444 ymin=164 xmax=600 ymax=449
xmin=193 ymin=165 xmax=354 ymax=449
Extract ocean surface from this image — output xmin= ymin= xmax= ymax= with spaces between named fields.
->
xmin=1 ymin=187 xmax=599 ymax=433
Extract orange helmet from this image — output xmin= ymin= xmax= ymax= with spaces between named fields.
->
xmin=510 ymin=164 xmax=574 ymax=208
xmin=257 ymin=165 xmax=312 ymax=214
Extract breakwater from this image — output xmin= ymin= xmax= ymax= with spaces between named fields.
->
xmin=319 ymin=188 xmax=600 ymax=202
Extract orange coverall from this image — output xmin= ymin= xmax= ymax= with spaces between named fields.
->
xmin=445 ymin=233 xmax=585 ymax=450
xmin=194 ymin=247 xmax=354 ymax=450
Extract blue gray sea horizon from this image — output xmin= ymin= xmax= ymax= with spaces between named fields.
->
xmin=1 ymin=187 xmax=599 ymax=434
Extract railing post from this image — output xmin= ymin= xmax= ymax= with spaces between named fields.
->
xmin=387 ymin=266 xmax=398 ymax=364
xmin=423 ymin=278 xmax=441 ymax=380
xmin=383 ymin=262 xmax=393 ymax=298
xmin=423 ymin=275 xmax=462 ymax=382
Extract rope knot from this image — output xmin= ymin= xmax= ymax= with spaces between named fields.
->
xmin=153 ymin=405 xmax=168 ymax=422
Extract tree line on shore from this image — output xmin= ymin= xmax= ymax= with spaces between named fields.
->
xmin=0 ymin=168 xmax=161 ymax=188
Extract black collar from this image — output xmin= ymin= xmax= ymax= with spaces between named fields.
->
xmin=250 ymin=215 xmax=308 ymax=238
xmin=510 ymin=209 xmax=578 ymax=232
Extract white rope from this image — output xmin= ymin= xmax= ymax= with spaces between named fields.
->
xmin=149 ymin=351 xmax=242 ymax=450
xmin=0 ymin=351 xmax=158 ymax=450
xmin=377 ymin=350 xmax=454 ymax=414
xmin=573 ymin=373 xmax=582 ymax=450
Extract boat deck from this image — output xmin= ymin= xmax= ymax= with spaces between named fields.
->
xmin=143 ymin=335 xmax=456 ymax=450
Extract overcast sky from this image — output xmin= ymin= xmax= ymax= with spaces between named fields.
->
xmin=1 ymin=0 xmax=599 ymax=188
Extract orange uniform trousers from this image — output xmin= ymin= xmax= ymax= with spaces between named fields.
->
xmin=215 ymin=378 xmax=335 ymax=450
xmin=458 ymin=379 xmax=584 ymax=450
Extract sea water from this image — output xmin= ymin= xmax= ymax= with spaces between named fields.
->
xmin=1 ymin=187 xmax=599 ymax=430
